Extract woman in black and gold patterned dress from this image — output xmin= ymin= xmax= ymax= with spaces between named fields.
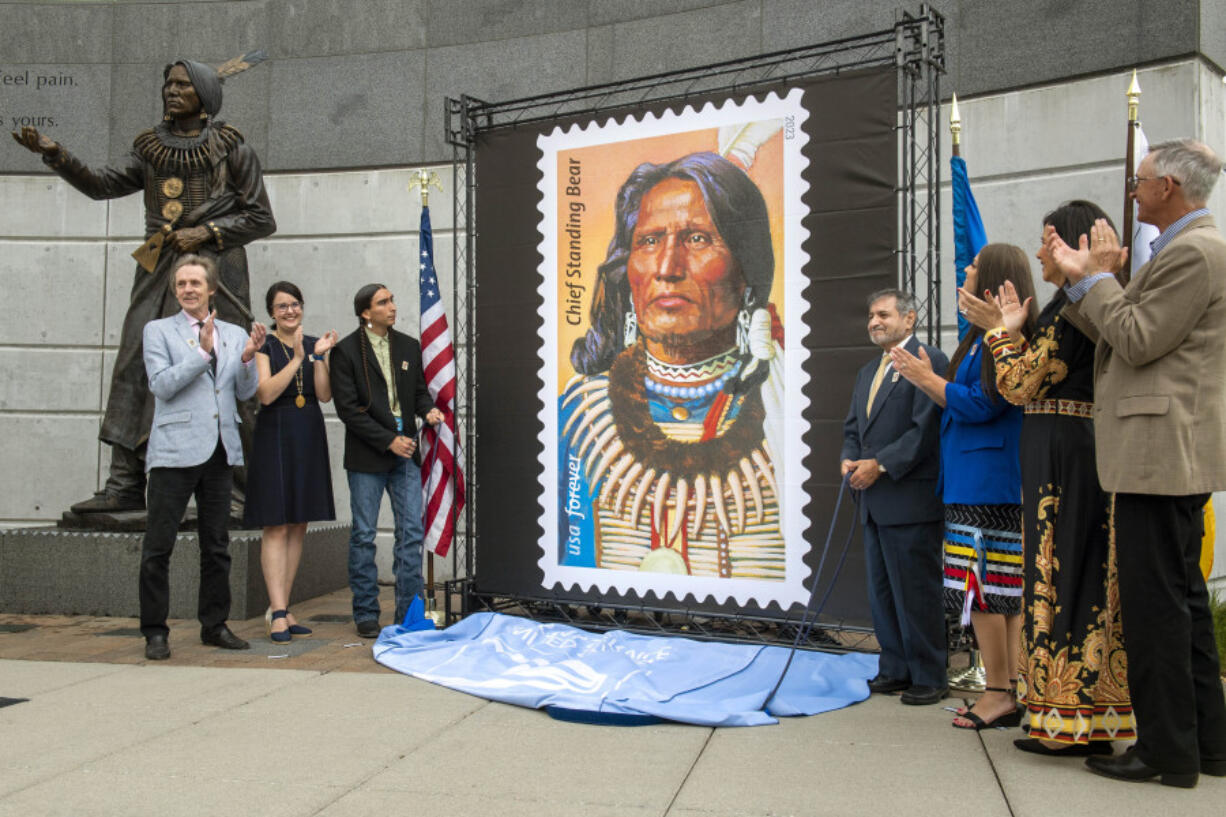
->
xmin=960 ymin=200 xmax=1133 ymax=756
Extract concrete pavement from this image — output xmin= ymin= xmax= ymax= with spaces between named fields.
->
xmin=2 ymin=593 xmax=1224 ymax=816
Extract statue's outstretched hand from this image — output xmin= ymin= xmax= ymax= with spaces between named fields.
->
xmin=11 ymin=126 xmax=59 ymax=157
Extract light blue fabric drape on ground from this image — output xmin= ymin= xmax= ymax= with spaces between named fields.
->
xmin=374 ymin=612 xmax=877 ymax=727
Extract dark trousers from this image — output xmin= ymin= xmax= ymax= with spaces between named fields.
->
xmin=1113 ymin=492 xmax=1226 ymax=774
xmin=139 ymin=443 xmax=234 ymax=639
xmin=862 ymin=514 xmax=947 ymax=688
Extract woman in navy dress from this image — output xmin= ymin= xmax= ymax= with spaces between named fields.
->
xmin=244 ymin=281 xmax=339 ymax=641
xmin=890 ymin=244 xmax=1035 ymax=729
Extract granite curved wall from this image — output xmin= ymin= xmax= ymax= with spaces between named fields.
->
xmin=3 ymin=1 xmax=1225 ymax=587
xmin=1 ymin=0 xmax=1223 ymax=172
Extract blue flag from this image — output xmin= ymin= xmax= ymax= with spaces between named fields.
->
xmin=951 ymin=155 xmax=988 ymax=340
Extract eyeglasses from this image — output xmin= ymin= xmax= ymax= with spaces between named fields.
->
xmin=273 ymin=301 xmax=302 ymax=313
xmin=1128 ymin=175 xmax=1181 ymax=192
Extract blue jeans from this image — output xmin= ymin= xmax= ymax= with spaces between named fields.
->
xmin=347 ymin=458 xmax=424 ymax=625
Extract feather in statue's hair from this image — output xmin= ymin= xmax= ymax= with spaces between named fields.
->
xmin=215 ymin=50 xmax=268 ymax=81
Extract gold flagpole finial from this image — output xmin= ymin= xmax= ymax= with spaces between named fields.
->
xmin=412 ymin=168 xmax=444 ymax=207
xmin=1127 ymin=69 xmax=1141 ymax=123
xmin=949 ymin=93 xmax=962 ymax=147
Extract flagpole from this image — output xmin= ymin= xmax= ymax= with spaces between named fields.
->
xmin=950 ymin=93 xmax=961 ymax=159
xmin=946 ymin=91 xmax=989 ymax=692
xmin=1122 ymin=70 xmax=1141 ymax=286
xmin=414 ymin=168 xmax=445 ymax=626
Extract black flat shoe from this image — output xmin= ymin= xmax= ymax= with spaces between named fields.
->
xmin=145 ymin=634 xmax=170 ymax=661
xmin=355 ymin=619 xmax=381 ymax=639
xmin=1013 ymin=738 xmax=1112 ymax=757
xmin=900 ymin=685 xmax=948 ymax=705
xmin=1086 ymin=748 xmax=1197 ymax=788
xmin=269 ymin=610 xmax=292 ymax=644
xmin=867 ymin=675 xmax=910 ymax=694
xmin=285 ymin=610 xmax=312 ymax=636
xmin=201 ymin=625 xmax=250 ymax=650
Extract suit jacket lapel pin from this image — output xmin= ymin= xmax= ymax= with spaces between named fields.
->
xmin=401 ymin=361 xmax=408 ymax=371
xmin=187 ymin=338 xmax=196 ymax=347
xmin=892 ymin=371 xmax=900 ymax=382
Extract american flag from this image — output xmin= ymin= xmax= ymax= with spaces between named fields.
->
xmin=417 ymin=205 xmax=465 ymax=557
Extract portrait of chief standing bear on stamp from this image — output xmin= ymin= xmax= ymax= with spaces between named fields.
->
xmin=535 ymin=90 xmax=814 ymax=609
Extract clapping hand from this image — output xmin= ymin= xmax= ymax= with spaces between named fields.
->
xmin=888 ymin=344 xmax=935 ymax=387
xmin=1044 ymin=219 xmax=1128 ymax=284
xmin=292 ymin=326 xmax=306 ymax=361
xmin=993 ymin=280 xmax=1033 ymax=338
xmin=242 ymin=321 xmax=266 ymax=363
xmin=199 ymin=310 xmax=217 ymax=353
xmin=313 ymin=329 xmax=339 ymax=356
xmin=957 ymin=285 xmax=1003 ymax=331
xmin=1088 ymin=219 xmax=1128 ymax=274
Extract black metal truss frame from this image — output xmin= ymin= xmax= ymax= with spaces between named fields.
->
xmin=442 ymin=5 xmax=945 ymax=648
xmin=442 ymin=583 xmax=878 ymax=652
xmin=896 ymin=5 xmax=946 ymax=344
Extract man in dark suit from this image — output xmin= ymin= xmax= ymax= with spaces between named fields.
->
xmin=140 ymin=254 xmax=265 ymax=660
xmin=330 ymin=284 xmax=444 ymax=638
xmin=1048 ymin=138 xmax=1226 ymax=788
xmin=841 ymin=289 xmax=948 ymax=704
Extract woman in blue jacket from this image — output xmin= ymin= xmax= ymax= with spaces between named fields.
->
xmin=890 ymin=243 xmax=1036 ymax=729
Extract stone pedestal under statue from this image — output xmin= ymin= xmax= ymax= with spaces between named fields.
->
xmin=0 ymin=524 xmax=349 ymax=620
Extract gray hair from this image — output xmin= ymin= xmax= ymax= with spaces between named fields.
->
xmin=867 ymin=288 xmax=918 ymax=316
xmin=169 ymin=253 xmax=218 ymax=293
xmin=1148 ymin=138 xmax=1223 ymax=206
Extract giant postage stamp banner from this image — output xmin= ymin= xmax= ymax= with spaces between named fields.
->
xmin=535 ymin=89 xmax=813 ymax=607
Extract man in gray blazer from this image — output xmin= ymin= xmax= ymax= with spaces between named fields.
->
xmin=1050 ymin=138 xmax=1226 ymax=788
xmin=139 ymin=254 xmax=265 ymax=661
xmin=841 ymin=289 xmax=948 ymax=705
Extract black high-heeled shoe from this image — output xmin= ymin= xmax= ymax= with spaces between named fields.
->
xmin=269 ymin=609 xmax=292 ymax=643
xmin=952 ymin=686 xmax=1024 ymax=730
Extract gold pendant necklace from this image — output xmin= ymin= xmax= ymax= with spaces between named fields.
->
xmin=275 ymin=334 xmax=305 ymax=408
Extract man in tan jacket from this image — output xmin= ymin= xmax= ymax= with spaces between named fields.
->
xmin=1047 ymin=138 xmax=1226 ymax=788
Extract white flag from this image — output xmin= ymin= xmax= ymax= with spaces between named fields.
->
xmin=1131 ymin=125 xmax=1160 ymax=274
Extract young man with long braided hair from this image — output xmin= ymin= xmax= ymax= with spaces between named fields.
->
xmin=330 ymin=284 xmax=443 ymax=637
